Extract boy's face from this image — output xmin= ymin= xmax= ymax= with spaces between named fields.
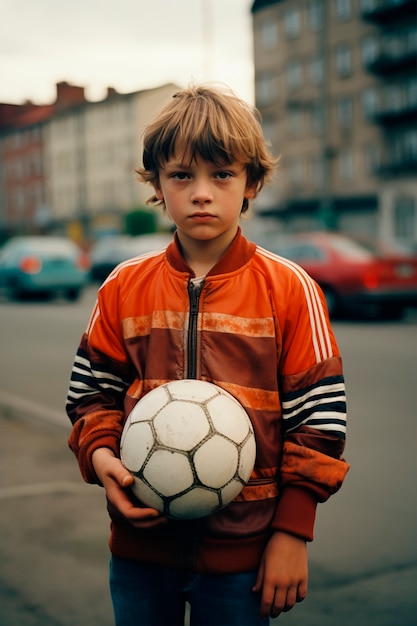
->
xmin=153 ymin=155 xmax=255 ymax=245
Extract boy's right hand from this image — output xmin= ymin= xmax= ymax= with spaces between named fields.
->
xmin=92 ymin=447 xmax=168 ymax=529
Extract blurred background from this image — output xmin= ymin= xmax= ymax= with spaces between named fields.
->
xmin=0 ymin=1 xmax=416 ymax=625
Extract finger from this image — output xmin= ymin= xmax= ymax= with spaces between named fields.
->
xmin=252 ymin=563 xmax=264 ymax=593
xmin=281 ymin=585 xmax=297 ymax=613
xmin=109 ymin=460 xmax=134 ymax=488
xmin=121 ymin=473 xmax=135 ymax=487
xmin=119 ymin=497 xmax=164 ymax=523
xmin=268 ymin=587 xmax=286 ymax=619
xmin=130 ymin=514 xmax=169 ymax=529
xmin=297 ymin=579 xmax=308 ymax=603
xmin=260 ymin=582 xmax=278 ymax=619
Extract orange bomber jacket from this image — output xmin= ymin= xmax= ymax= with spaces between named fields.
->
xmin=67 ymin=228 xmax=349 ymax=574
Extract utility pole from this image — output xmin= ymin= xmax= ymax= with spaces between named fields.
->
xmin=318 ymin=0 xmax=335 ymax=230
xmin=202 ymin=0 xmax=214 ymax=81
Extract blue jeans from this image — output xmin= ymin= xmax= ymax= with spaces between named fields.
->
xmin=110 ymin=557 xmax=270 ymax=626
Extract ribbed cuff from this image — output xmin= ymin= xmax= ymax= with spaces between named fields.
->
xmin=272 ymin=486 xmax=317 ymax=542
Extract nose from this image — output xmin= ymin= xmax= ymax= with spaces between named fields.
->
xmin=190 ymin=176 xmax=213 ymax=204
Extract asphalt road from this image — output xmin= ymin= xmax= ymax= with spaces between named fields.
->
xmin=0 ymin=288 xmax=416 ymax=625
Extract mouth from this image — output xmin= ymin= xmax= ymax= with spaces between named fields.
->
xmin=189 ymin=212 xmax=215 ymax=220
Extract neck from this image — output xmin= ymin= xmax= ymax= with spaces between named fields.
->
xmin=177 ymin=228 xmax=238 ymax=276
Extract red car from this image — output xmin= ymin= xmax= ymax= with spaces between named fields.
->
xmin=258 ymin=231 xmax=417 ymax=319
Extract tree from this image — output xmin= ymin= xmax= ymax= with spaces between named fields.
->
xmin=124 ymin=208 xmax=157 ymax=236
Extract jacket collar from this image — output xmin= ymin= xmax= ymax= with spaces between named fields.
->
xmin=165 ymin=227 xmax=257 ymax=277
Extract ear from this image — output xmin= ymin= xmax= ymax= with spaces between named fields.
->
xmin=152 ymin=183 xmax=164 ymax=201
xmin=244 ymin=184 xmax=257 ymax=200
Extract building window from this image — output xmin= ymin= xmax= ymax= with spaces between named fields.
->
xmin=308 ymin=0 xmax=323 ymax=32
xmin=406 ymin=129 xmax=417 ymax=161
xmin=310 ymin=103 xmax=326 ymax=135
xmin=339 ymin=150 xmax=354 ymax=182
xmin=406 ymin=24 xmax=417 ymax=53
xmin=336 ymin=96 xmax=353 ymax=128
xmin=31 ymin=152 xmax=43 ymax=177
xmin=335 ymin=44 xmax=352 ymax=78
xmin=334 ymin=0 xmax=351 ymax=21
xmin=360 ymin=0 xmax=378 ymax=11
xmin=14 ymin=159 xmax=24 ymax=180
xmin=261 ymin=118 xmax=276 ymax=147
xmin=406 ymin=76 xmax=417 ymax=108
xmin=361 ymin=87 xmax=379 ymax=119
xmin=385 ymin=32 xmax=406 ymax=60
xmin=394 ymin=198 xmax=416 ymax=241
xmin=286 ymin=59 xmax=303 ymax=90
xmin=260 ymin=20 xmax=278 ymax=50
xmin=311 ymin=157 xmax=325 ymax=189
xmin=361 ymin=35 xmax=379 ymax=66
xmin=256 ymin=73 xmax=277 ymax=105
xmin=284 ymin=7 xmax=301 ymax=39
xmin=288 ymin=159 xmax=304 ymax=187
xmin=364 ymin=143 xmax=381 ymax=175
xmin=383 ymin=84 xmax=403 ymax=113
xmin=289 ymin=109 xmax=304 ymax=136
xmin=309 ymin=55 xmax=324 ymax=86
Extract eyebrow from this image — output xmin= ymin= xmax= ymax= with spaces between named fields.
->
xmin=164 ymin=158 xmax=242 ymax=170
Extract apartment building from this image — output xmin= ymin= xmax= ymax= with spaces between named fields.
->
xmin=251 ymin=0 xmax=417 ymax=248
xmin=45 ymin=83 xmax=178 ymax=237
xmin=0 ymin=82 xmax=179 ymax=240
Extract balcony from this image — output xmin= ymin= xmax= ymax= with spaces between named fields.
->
xmin=367 ymin=49 xmax=417 ymax=75
xmin=366 ymin=27 xmax=417 ymax=75
xmin=362 ymin=0 xmax=417 ymax=25
xmin=376 ymin=154 xmax=417 ymax=176
xmin=372 ymin=102 xmax=417 ymax=125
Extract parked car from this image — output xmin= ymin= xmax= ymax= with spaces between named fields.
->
xmin=0 ymin=236 xmax=89 ymax=301
xmin=257 ymin=231 xmax=417 ymax=319
xmin=89 ymin=233 xmax=172 ymax=282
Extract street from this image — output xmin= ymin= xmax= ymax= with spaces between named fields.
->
xmin=0 ymin=286 xmax=416 ymax=625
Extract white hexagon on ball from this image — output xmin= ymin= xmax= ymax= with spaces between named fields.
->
xmin=143 ymin=449 xmax=194 ymax=496
xmin=194 ymin=436 xmax=238 ymax=488
xmin=207 ymin=394 xmax=251 ymax=443
xmin=120 ymin=421 xmax=153 ymax=473
xmin=153 ymin=401 xmax=210 ymax=450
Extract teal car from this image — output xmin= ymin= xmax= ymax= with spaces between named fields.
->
xmin=0 ymin=236 xmax=89 ymax=301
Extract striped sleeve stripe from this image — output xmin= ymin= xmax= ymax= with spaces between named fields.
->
xmin=73 ymin=352 xmax=127 ymax=384
xmin=66 ymin=351 xmax=128 ymax=405
xmin=282 ymin=379 xmax=347 ymax=436
xmin=283 ymin=393 xmax=347 ymax=418
xmin=66 ymin=387 xmax=98 ymax=404
xmin=282 ymin=381 xmax=346 ymax=409
xmin=283 ymin=393 xmax=346 ymax=437
xmin=302 ymin=416 xmax=347 ymax=432
xmin=283 ymin=403 xmax=347 ymax=435
xmin=258 ymin=247 xmax=333 ymax=363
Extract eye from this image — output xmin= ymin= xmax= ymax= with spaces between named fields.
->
xmin=171 ymin=171 xmax=190 ymax=180
xmin=215 ymin=171 xmax=232 ymax=180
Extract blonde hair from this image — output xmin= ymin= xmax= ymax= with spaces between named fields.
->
xmin=136 ymin=84 xmax=278 ymax=213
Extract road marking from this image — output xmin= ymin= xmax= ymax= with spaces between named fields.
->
xmin=0 ymin=388 xmax=66 ymax=427
xmin=0 ymin=481 xmax=97 ymax=499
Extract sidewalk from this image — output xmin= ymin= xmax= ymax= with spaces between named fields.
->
xmin=1 ymin=408 xmax=416 ymax=626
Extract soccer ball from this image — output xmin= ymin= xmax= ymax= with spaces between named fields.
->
xmin=120 ymin=379 xmax=256 ymax=520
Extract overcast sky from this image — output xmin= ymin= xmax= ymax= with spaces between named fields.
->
xmin=1 ymin=0 xmax=254 ymax=106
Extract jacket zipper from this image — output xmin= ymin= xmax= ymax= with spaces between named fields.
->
xmin=187 ymin=280 xmax=204 ymax=379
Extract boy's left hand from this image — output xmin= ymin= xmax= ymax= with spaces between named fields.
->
xmin=252 ymin=531 xmax=308 ymax=619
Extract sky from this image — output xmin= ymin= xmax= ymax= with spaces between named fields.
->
xmin=0 ymin=0 xmax=255 ymax=106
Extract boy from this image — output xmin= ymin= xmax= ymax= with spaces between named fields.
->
xmin=66 ymin=84 xmax=349 ymax=625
